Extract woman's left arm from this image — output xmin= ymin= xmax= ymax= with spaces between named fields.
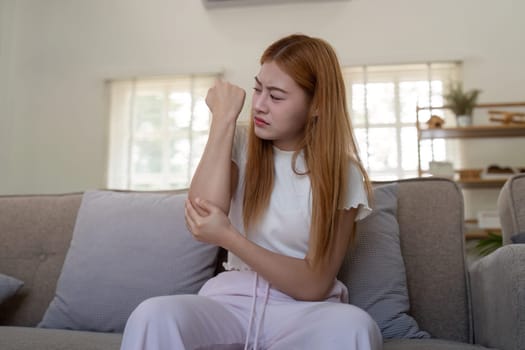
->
xmin=185 ymin=197 xmax=356 ymax=301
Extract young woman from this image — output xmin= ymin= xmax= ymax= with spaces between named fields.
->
xmin=121 ymin=34 xmax=382 ymax=350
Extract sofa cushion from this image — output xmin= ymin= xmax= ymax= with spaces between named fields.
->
xmin=384 ymin=338 xmax=493 ymax=350
xmin=0 ymin=326 xmax=121 ymax=350
xmin=39 ymin=190 xmax=219 ymax=332
xmin=338 ymin=183 xmax=430 ymax=339
xmin=0 ymin=193 xmax=83 ymax=327
xmin=0 ymin=274 xmax=23 ymax=304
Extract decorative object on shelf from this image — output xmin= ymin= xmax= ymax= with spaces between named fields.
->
xmin=488 ymin=110 xmax=525 ymax=125
xmin=444 ymin=82 xmax=481 ymax=127
xmin=477 ymin=210 xmax=501 ymax=229
xmin=415 ymin=101 xmax=525 ymax=187
xmin=428 ymin=161 xmax=454 ymax=179
xmin=426 ymin=115 xmax=445 ymax=128
xmin=481 ymin=164 xmax=516 ymax=179
xmin=457 ymin=168 xmax=482 ymax=181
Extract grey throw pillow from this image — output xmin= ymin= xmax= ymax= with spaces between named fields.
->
xmin=39 ymin=190 xmax=219 ymax=332
xmin=0 ymin=273 xmax=24 ymax=304
xmin=511 ymin=232 xmax=525 ymax=243
xmin=338 ymin=183 xmax=430 ymax=339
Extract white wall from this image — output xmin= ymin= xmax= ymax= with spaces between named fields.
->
xmin=1 ymin=0 xmax=524 ymax=217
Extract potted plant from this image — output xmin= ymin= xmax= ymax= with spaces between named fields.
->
xmin=444 ymin=82 xmax=481 ymax=127
xmin=474 ymin=231 xmax=502 ymax=256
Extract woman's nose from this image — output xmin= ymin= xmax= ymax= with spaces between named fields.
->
xmin=253 ymin=92 xmax=269 ymax=114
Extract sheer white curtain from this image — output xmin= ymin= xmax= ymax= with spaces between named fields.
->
xmin=343 ymin=62 xmax=460 ymax=180
xmin=107 ymin=75 xmax=218 ymax=190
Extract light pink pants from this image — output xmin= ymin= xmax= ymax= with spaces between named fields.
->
xmin=120 ymin=271 xmax=382 ymax=350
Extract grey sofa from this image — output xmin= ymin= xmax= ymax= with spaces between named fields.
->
xmin=498 ymin=173 xmax=525 ymax=245
xmin=0 ymin=177 xmax=522 ymax=349
xmin=467 ymin=173 xmax=525 ymax=350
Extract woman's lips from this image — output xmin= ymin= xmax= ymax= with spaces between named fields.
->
xmin=254 ymin=117 xmax=270 ymax=127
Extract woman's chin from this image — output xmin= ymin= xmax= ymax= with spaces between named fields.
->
xmin=253 ymin=127 xmax=273 ymax=141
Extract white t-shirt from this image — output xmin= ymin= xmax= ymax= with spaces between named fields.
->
xmin=224 ymin=126 xmax=372 ymax=271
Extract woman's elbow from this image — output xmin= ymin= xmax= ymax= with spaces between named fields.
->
xmin=292 ymin=280 xmax=334 ymax=302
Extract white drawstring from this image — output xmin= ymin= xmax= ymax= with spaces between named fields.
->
xmin=244 ymin=273 xmax=270 ymax=350
xmin=253 ymin=281 xmax=270 ymax=350
xmin=244 ymin=274 xmax=259 ymax=350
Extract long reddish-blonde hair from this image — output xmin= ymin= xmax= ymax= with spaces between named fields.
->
xmin=243 ymin=34 xmax=372 ymax=267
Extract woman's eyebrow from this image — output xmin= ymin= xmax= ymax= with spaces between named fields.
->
xmin=254 ymin=76 xmax=288 ymax=94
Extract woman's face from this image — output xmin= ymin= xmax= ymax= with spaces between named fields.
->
xmin=252 ymin=61 xmax=311 ymax=151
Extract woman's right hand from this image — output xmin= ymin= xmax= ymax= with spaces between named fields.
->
xmin=185 ymin=197 xmax=238 ymax=249
xmin=205 ymin=80 xmax=246 ymax=124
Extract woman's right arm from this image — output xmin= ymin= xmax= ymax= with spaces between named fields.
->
xmin=188 ymin=80 xmax=246 ymax=214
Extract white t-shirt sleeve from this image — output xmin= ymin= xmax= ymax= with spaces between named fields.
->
xmin=340 ymin=161 xmax=372 ymax=221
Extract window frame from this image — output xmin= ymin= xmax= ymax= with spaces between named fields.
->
xmin=343 ymin=62 xmax=460 ymax=181
xmin=106 ymin=73 xmax=220 ymax=191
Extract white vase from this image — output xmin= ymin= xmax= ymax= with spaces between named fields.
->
xmin=456 ymin=115 xmax=472 ymax=127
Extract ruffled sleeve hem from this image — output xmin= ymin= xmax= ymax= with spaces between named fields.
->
xmin=341 ymin=203 xmax=372 ymax=221
xmin=339 ymin=161 xmax=372 ymax=222
xmin=223 ymin=252 xmax=252 ymax=272
xmin=222 ymin=261 xmax=252 ymax=272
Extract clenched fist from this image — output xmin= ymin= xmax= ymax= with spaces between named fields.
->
xmin=205 ymin=80 xmax=246 ymax=124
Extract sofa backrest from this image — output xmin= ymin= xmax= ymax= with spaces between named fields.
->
xmin=394 ymin=178 xmax=470 ymax=343
xmin=0 ymin=193 xmax=83 ymax=326
xmin=498 ymin=173 xmax=525 ymax=245
xmin=1 ymin=179 xmax=471 ymax=343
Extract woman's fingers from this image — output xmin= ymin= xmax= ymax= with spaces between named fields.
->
xmin=185 ymin=197 xmax=232 ymax=247
xmin=184 ymin=199 xmax=200 ymax=234
xmin=194 ymin=198 xmax=215 ymax=214
xmin=205 ymin=80 xmax=246 ymax=123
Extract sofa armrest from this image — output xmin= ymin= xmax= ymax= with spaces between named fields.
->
xmin=469 ymin=244 xmax=525 ymax=350
xmin=498 ymin=173 xmax=525 ymax=245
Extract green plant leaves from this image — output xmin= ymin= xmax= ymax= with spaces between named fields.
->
xmin=444 ymin=82 xmax=482 ymax=116
xmin=474 ymin=232 xmax=502 ymax=256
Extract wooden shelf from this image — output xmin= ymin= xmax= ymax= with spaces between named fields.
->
xmin=420 ymin=172 xmax=518 ymax=189
xmin=464 ymin=219 xmax=501 ymax=240
xmin=416 ymin=102 xmax=524 ymax=243
xmin=419 ymin=125 xmax=525 ymax=139
xmin=416 ymin=101 xmax=525 ymax=177
xmin=465 ymin=230 xmax=501 ymax=240
xmin=417 ymin=102 xmax=525 ymax=111
xmin=457 ymin=178 xmax=508 ymax=189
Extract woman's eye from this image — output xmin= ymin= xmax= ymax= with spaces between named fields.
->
xmin=253 ymin=87 xmax=262 ymax=93
xmin=270 ymin=95 xmax=283 ymax=101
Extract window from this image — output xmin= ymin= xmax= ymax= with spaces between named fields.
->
xmin=343 ymin=63 xmax=460 ymax=181
xmin=107 ymin=75 xmax=219 ymax=190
